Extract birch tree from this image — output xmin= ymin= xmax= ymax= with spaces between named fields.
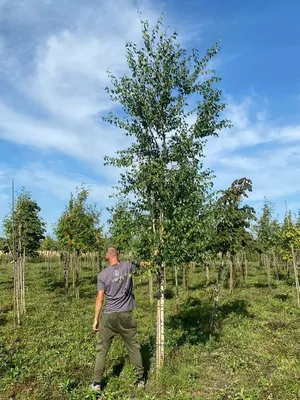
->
xmin=104 ymin=16 xmax=229 ymax=368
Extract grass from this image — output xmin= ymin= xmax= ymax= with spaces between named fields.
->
xmin=0 ymin=259 xmax=300 ymax=399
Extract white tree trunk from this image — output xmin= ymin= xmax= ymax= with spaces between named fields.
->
xmin=156 ymin=265 xmax=165 ymax=371
xmin=156 ymin=209 xmax=165 ymax=371
xmin=205 ymin=262 xmax=210 ymax=285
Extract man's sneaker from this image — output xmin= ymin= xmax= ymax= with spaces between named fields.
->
xmin=136 ymin=378 xmax=145 ymax=389
xmin=91 ymin=382 xmax=102 ymax=392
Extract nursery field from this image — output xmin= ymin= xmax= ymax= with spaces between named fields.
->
xmin=1 ymin=260 xmax=300 ymax=400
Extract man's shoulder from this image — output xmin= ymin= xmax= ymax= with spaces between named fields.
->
xmin=98 ymin=266 xmax=111 ymax=279
xmin=120 ymin=260 xmax=132 ymax=267
xmin=120 ymin=260 xmax=136 ymax=270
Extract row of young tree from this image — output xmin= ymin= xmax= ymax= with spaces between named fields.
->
xmin=1 ymin=179 xmax=299 ymax=362
xmin=2 ymin=187 xmax=298 ymax=291
xmin=1 ymin=16 xmax=299 ymax=370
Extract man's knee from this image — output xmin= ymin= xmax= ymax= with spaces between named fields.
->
xmin=123 ymin=337 xmax=142 ymax=354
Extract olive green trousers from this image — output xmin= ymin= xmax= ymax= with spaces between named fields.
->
xmin=94 ymin=311 xmax=144 ymax=382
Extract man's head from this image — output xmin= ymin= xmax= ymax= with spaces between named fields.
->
xmin=105 ymin=247 xmax=119 ymax=265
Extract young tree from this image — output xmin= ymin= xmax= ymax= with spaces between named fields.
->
xmin=0 ymin=237 xmax=9 ymax=269
xmin=281 ymin=211 xmax=300 ymax=306
xmin=211 ymin=178 xmax=256 ymax=331
xmin=55 ymin=187 xmax=102 ymax=298
xmin=108 ymin=200 xmax=156 ymax=305
xmin=163 ymin=170 xmax=214 ymax=304
xmin=0 ymin=237 xmax=9 ymax=254
xmin=104 ymin=16 xmax=229 ymax=367
xmin=3 ymin=188 xmax=46 ymax=258
xmin=40 ymin=235 xmax=60 ymax=252
xmin=3 ymin=187 xmax=45 ymax=325
xmin=108 ymin=199 xmax=136 ymax=258
xmin=254 ymin=200 xmax=281 ymax=286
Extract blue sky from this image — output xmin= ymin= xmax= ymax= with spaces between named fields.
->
xmin=0 ymin=0 xmax=299 ymax=234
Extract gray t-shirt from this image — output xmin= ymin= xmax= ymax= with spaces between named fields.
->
xmin=97 ymin=261 xmax=137 ymax=313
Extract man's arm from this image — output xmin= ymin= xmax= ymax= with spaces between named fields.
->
xmin=132 ymin=260 xmax=149 ymax=272
xmin=93 ymin=290 xmax=104 ymax=332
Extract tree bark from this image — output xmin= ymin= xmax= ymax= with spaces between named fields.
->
xmin=241 ymin=252 xmax=247 ymax=285
xmin=22 ymin=247 xmax=26 ymax=314
xmin=156 ymin=209 xmax=165 ymax=371
xmin=64 ymin=251 xmax=69 ymax=292
xmin=174 ymin=265 xmax=179 ymax=312
xmin=265 ymin=254 xmax=271 ymax=289
xmin=149 ymin=274 xmax=153 ymax=305
xmin=273 ymin=251 xmax=279 ymax=285
xmin=211 ymin=256 xmax=225 ymax=332
xmin=205 ymin=261 xmax=210 ymax=285
xmin=291 ymin=244 xmax=300 ymax=307
xmin=182 ymin=263 xmax=186 ymax=292
xmin=156 ymin=264 xmax=165 ymax=371
xmin=75 ymin=253 xmax=80 ymax=300
xmin=164 ymin=262 xmax=167 ymax=290
xmin=286 ymin=260 xmax=290 ymax=281
xmin=229 ymin=254 xmax=235 ymax=294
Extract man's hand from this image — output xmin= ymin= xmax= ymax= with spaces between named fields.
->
xmin=93 ymin=320 xmax=99 ymax=332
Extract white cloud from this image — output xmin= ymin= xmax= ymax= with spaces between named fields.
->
xmin=0 ymin=162 xmax=114 ymax=204
xmin=0 ymin=162 xmax=116 ymax=234
xmin=0 ymin=0 xmax=159 ymax=172
xmin=206 ymin=98 xmax=300 ymax=215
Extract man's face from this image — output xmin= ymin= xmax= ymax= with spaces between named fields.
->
xmin=105 ymin=251 xmax=109 ymax=261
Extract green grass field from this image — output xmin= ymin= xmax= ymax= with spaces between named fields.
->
xmin=1 ymin=260 xmax=300 ymax=400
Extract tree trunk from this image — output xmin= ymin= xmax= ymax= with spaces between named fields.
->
xmin=64 ymin=252 xmax=69 ymax=292
xmin=286 ymin=260 xmax=290 ymax=281
xmin=183 ymin=263 xmax=189 ymax=292
xmin=174 ymin=265 xmax=179 ymax=312
xmin=156 ymin=209 xmax=165 ymax=371
xmin=71 ymin=253 xmax=75 ymax=290
xmin=156 ymin=264 xmax=165 ymax=371
xmin=192 ymin=261 xmax=196 ymax=273
xmin=211 ymin=256 xmax=225 ymax=333
xmin=13 ymin=259 xmax=19 ymax=327
xmin=205 ymin=262 xmax=210 ymax=285
xmin=241 ymin=252 xmax=247 ymax=285
xmin=149 ymin=274 xmax=153 ymax=305
xmin=98 ymin=251 xmax=102 ymax=271
xmin=22 ymin=247 xmax=26 ymax=315
xmin=273 ymin=251 xmax=279 ymax=285
xmin=229 ymin=254 xmax=235 ymax=294
xmin=13 ymin=223 xmax=26 ymax=326
xmin=291 ymin=244 xmax=300 ymax=307
xmin=59 ymin=253 xmax=63 ymax=280
xmin=75 ymin=253 xmax=80 ymax=300
xmin=265 ymin=254 xmax=271 ymax=288
xmin=92 ymin=253 xmax=95 ymax=277
xmin=236 ymin=253 xmax=241 ymax=287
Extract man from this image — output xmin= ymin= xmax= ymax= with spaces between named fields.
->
xmin=91 ymin=247 xmax=145 ymax=393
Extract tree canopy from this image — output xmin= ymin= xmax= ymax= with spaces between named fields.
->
xmin=3 ymin=188 xmax=46 ymax=257
xmin=55 ymin=187 xmax=102 ymax=254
